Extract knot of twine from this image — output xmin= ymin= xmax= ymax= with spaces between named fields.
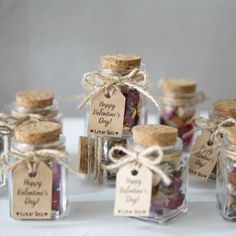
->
xmin=105 ymin=145 xmax=172 ymax=186
xmin=77 ymin=67 xmax=160 ymax=111
xmin=0 ymin=147 xmax=81 ymax=177
xmin=187 ymin=116 xmax=236 ymax=154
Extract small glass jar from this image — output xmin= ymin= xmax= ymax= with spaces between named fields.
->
xmin=7 ymin=121 xmax=67 ymax=220
xmin=216 ymin=126 xmax=236 ymax=221
xmin=87 ymin=55 xmax=148 ymax=185
xmin=208 ymin=99 xmax=236 ymax=181
xmin=10 ymin=90 xmax=62 ymax=124
xmin=130 ymin=124 xmax=189 ymax=223
xmin=159 ymin=78 xmax=200 ymax=152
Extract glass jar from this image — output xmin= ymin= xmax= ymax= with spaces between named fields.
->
xmin=208 ymin=99 xmax=236 ymax=181
xmin=216 ymin=127 xmax=236 ymax=221
xmin=10 ymin=90 xmax=62 ymax=124
xmin=159 ymin=78 xmax=201 ymax=152
xmin=7 ymin=121 xmax=67 ymax=220
xmin=86 ymin=55 xmax=148 ymax=185
xmin=129 ymin=124 xmax=189 ymax=223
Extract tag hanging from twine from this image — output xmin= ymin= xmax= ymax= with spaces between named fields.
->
xmin=188 ymin=116 xmax=236 ymax=180
xmin=88 ymin=90 xmax=125 ymax=137
xmin=106 ymin=145 xmax=172 ymax=217
xmin=12 ymin=161 xmax=53 ymax=220
xmin=77 ymin=68 xmax=160 ymax=138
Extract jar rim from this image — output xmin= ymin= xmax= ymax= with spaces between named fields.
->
xmin=12 ymin=134 xmax=65 ymax=151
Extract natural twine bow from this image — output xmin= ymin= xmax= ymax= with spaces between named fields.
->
xmin=77 ymin=67 xmax=160 ymax=111
xmin=104 ymin=145 xmax=172 ymax=186
xmin=0 ymin=147 xmax=81 ymax=177
xmin=186 ymin=116 xmax=236 ymax=154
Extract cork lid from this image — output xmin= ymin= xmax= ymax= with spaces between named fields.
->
xmin=213 ymin=99 xmax=236 ymax=118
xmin=161 ymin=78 xmax=197 ymax=94
xmin=16 ymin=90 xmax=54 ymax=108
xmin=132 ymin=124 xmax=178 ymax=147
xmin=100 ymin=54 xmax=141 ymax=71
xmin=228 ymin=126 xmax=236 ymax=144
xmin=15 ymin=121 xmax=61 ymax=144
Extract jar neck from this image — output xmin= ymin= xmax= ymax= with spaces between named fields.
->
xmin=162 ymin=91 xmax=197 ymax=100
xmin=13 ymin=134 xmax=65 ymax=152
xmin=99 ymin=64 xmax=145 ymax=77
xmin=128 ymin=137 xmax=183 ymax=154
xmin=222 ymin=136 xmax=236 ymax=157
xmin=209 ymin=112 xmax=233 ymax=123
xmin=12 ymin=100 xmax=59 ymax=115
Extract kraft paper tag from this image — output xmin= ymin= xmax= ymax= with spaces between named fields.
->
xmin=189 ymin=131 xmax=220 ymax=180
xmin=13 ymin=162 xmax=52 ymax=220
xmin=114 ymin=163 xmax=152 ymax=217
xmin=78 ymin=136 xmax=88 ymax=175
xmin=88 ymin=90 xmax=125 ymax=137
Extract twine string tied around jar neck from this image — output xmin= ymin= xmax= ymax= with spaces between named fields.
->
xmin=104 ymin=145 xmax=175 ymax=186
xmin=0 ymin=147 xmax=82 ymax=177
xmin=186 ymin=116 xmax=236 ymax=155
xmin=0 ymin=112 xmax=53 ymax=132
xmin=77 ymin=67 xmax=161 ymax=111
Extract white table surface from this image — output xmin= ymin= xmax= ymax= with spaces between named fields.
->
xmin=1 ymin=116 xmax=236 ymax=236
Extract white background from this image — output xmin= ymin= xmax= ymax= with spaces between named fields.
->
xmin=0 ymin=0 xmax=236 ymax=116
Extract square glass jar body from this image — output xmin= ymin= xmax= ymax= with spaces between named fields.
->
xmin=10 ymin=100 xmax=62 ymax=124
xmin=159 ymin=93 xmax=197 ymax=152
xmin=128 ymin=138 xmax=189 ymax=224
xmin=216 ymin=138 xmax=236 ymax=221
xmin=8 ymin=136 xmax=67 ymax=220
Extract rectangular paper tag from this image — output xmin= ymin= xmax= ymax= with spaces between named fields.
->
xmin=189 ymin=131 xmax=220 ymax=180
xmin=12 ymin=161 xmax=52 ymax=220
xmin=114 ymin=163 xmax=152 ymax=217
xmin=88 ymin=90 xmax=125 ymax=137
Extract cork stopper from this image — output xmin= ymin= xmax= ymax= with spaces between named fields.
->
xmin=213 ymin=99 xmax=236 ymax=118
xmin=161 ymin=78 xmax=197 ymax=94
xmin=100 ymin=54 xmax=141 ymax=71
xmin=132 ymin=124 xmax=178 ymax=147
xmin=15 ymin=121 xmax=61 ymax=144
xmin=16 ymin=90 xmax=54 ymax=108
xmin=228 ymin=126 xmax=236 ymax=144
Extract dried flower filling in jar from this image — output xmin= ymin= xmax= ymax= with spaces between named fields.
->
xmin=10 ymin=90 xmax=62 ymax=124
xmin=159 ymin=78 xmax=198 ymax=150
xmin=8 ymin=121 xmax=67 ymax=220
xmin=130 ymin=125 xmax=188 ymax=223
xmin=217 ymin=127 xmax=236 ymax=221
xmin=209 ymin=99 xmax=236 ymax=181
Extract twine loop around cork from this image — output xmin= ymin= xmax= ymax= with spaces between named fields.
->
xmin=187 ymin=116 xmax=236 ymax=155
xmin=159 ymin=91 xmax=208 ymax=106
xmin=0 ymin=147 xmax=82 ymax=177
xmin=77 ymin=67 xmax=160 ymax=111
xmin=0 ymin=112 xmax=56 ymax=134
xmin=105 ymin=145 xmax=172 ymax=186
